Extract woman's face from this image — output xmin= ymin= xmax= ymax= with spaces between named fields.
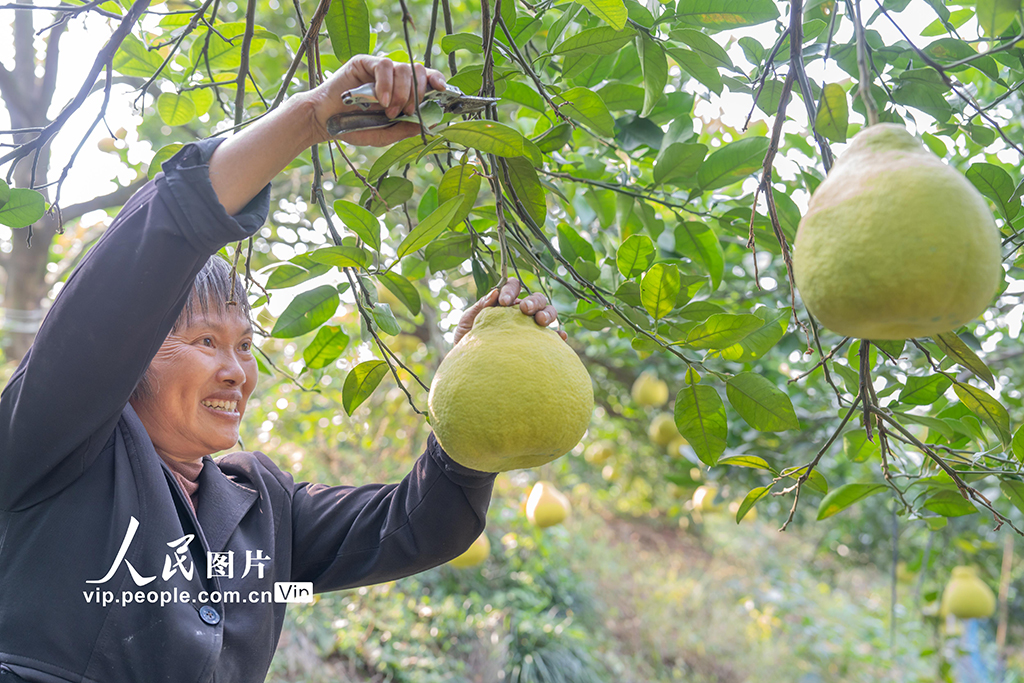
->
xmin=131 ymin=309 xmax=259 ymax=462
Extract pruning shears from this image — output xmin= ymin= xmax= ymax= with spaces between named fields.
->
xmin=326 ymin=83 xmax=500 ymax=137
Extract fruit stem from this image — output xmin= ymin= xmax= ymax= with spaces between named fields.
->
xmin=850 ymin=0 xmax=879 ymax=127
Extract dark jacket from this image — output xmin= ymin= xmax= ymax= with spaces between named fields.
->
xmin=0 ymin=139 xmax=495 ymax=683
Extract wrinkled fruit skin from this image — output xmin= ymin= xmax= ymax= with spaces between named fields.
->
xmin=794 ymin=124 xmax=1001 ymax=340
xmin=941 ymin=566 xmax=995 ymax=619
xmin=428 ymin=306 xmax=594 ymax=472
xmin=448 ymin=533 xmax=490 ymax=568
xmin=631 ymin=372 xmax=668 ymax=407
xmin=526 ymin=481 xmax=571 ymax=528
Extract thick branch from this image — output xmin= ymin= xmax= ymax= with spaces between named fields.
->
xmin=60 ymin=178 xmax=145 ymax=223
xmin=0 ymin=0 xmax=152 ymax=175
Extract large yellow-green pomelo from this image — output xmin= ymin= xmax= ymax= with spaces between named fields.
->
xmin=793 ymin=123 xmax=1001 ymax=340
xmin=428 ymin=306 xmax=594 ymax=472
xmin=631 ymin=371 xmax=669 ymax=407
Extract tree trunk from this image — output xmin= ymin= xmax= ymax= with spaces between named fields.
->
xmin=2 ymin=4 xmax=57 ymax=363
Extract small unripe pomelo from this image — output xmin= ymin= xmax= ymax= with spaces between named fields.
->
xmin=793 ymin=123 xmax=1001 ymax=340
xmin=428 ymin=306 xmax=594 ymax=472
xmin=940 ymin=566 xmax=995 ymax=619
xmin=584 ymin=440 xmax=614 ymax=464
xmin=631 ymin=371 xmax=668 ymax=407
xmin=691 ymin=485 xmax=722 ymax=512
xmin=666 ymin=435 xmax=690 ymax=458
xmin=448 ymin=533 xmax=490 ymax=568
xmin=525 ymin=481 xmax=571 ymax=528
xmin=649 ymin=412 xmax=680 ymax=446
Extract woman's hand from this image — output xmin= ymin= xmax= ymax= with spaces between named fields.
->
xmin=305 ymin=55 xmax=447 ymax=148
xmin=452 ymin=278 xmax=568 ymax=346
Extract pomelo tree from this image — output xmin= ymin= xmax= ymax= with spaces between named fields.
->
xmin=3 ymin=0 xmax=1024 ymax=629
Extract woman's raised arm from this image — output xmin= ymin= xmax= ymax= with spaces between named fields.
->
xmin=209 ymin=56 xmax=446 ymax=215
xmin=0 ymin=57 xmax=444 ymax=510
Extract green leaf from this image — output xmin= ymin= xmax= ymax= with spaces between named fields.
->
xmin=577 ymin=0 xmax=628 ymax=29
xmin=712 ymin=307 xmax=789 ymax=362
xmin=438 ymin=163 xmax=482 ymax=226
xmin=923 ymin=489 xmax=977 ymax=517
xmin=726 ymin=372 xmax=800 ymax=431
xmin=676 ymin=0 xmax=781 ymax=30
xmin=425 ymin=234 xmax=472 ymax=271
xmin=814 ymin=83 xmax=849 ymax=143
xmin=557 ymin=224 xmax=596 ymax=263
xmin=666 ymin=46 xmax=723 ymax=95
xmin=440 ymin=33 xmax=484 ymax=54
xmin=303 ymin=325 xmax=350 ymax=370
xmin=654 ymin=143 xmax=707 ymax=185
xmin=156 ymin=92 xmax=196 ymax=126
xmin=342 ymin=360 xmax=389 ymax=415
xmin=674 ymin=221 xmax=723 ymax=291
xmin=697 ymin=136 xmax=770 ymax=191
xmin=0 ymin=178 xmax=9 ymax=208
xmin=953 ymin=382 xmax=1011 ymax=446
xmin=188 ymin=88 xmax=214 ymax=117
xmin=1012 ymin=425 xmax=1024 ymax=462
xmin=1000 ymin=480 xmax=1024 ymax=514
xmin=442 ymin=121 xmax=526 ymax=157
xmin=265 ymin=263 xmax=330 ymax=289
xmin=363 ymin=177 xmax=415 ymax=215
xmin=967 ymin=163 xmax=1020 ymax=220
xmin=615 ymin=234 xmax=656 ymax=277
xmin=334 ymin=200 xmax=380 ymax=252
xmin=148 ymin=143 xmax=184 ymax=179
xmin=843 ymin=431 xmax=881 ymax=463
xmin=977 ymin=0 xmax=1019 ymax=36
xmin=736 ymin=486 xmax=771 ymax=522
xmin=367 ymin=136 xmax=437 ymax=183
xmin=553 ymin=26 xmax=635 ymax=55
xmin=674 ymin=383 xmax=728 ymax=466
xmin=898 ymin=374 xmax=952 ymax=406
xmin=378 ymin=272 xmax=422 ymax=315
xmin=670 ymin=28 xmax=734 ymax=69
xmin=502 ymin=157 xmax=546 ymax=225
xmin=396 ymin=196 xmax=463 ymax=259
xmin=935 ymin=332 xmax=995 ymax=389
xmin=271 ymin=285 xmax=339 ymax=338
xmin=892 ymin=69 xmax=952 ymax=121
xmin=112 ymin=33 xmax=163 ymax=77
xmin=718 ymin=454 xmax=776 ymax=472
xmin=306 ymin=245 xmax=369 ymax=270
xmin=0 ymin=188 xmax=46 ymax=228
xmin=641 ymin=263 xmax=680 ymax=320
xmin=371 ymin=303 xmax=401 ymax=336
xmin=683 ymin=313 xmax=762 ymax=349
xmin=552 ymin=87 xmax=616 ymax=137
xmin=190 ymin=22 xmax=269 ymax=72
xmin=781 ymin=465 xmax=828 ymax=495
xmin=638 ymin=33 xmax=667 ymax=117
xmin=817 ymin=483 xmax=887 ymax=520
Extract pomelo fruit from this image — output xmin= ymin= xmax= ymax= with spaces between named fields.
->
xmin=940 ymin=566 xmax=995 ymax=619
xmin=428 ymin=306 xmax=594 ymax=472
xmin=448 ymin=533 xmax=490 ymax=568
xmin=793 ymin=123 xmax=1001 ymax=340
xmin=584 ymin=440 xmax=614 ymax=464
xmin=525 ymin=481 xmax=571 ymax=527
xmin=631 ymin=371 xmax=668 ymax=407
xmin=649 ymin=412 xmax=680 ymax=447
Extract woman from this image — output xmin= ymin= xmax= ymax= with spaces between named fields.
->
xmin=0 ymin=55 xmax=564 ymax=683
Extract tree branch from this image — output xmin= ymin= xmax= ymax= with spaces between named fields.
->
xmin=59 ymin=178 xmax=145 ymax=224
xmin=0 ymin=0 xmax=152 ymax=176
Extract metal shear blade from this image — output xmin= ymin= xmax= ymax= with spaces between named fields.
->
xmin=340 ymin=82 xmax=499 ymax=116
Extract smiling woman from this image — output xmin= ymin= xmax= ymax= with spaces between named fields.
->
xmin=0 ymin=55 xmax=565 ymax=683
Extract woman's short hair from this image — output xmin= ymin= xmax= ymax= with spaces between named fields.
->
xmin=131 ymin=255 xmax=251 ymax=402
